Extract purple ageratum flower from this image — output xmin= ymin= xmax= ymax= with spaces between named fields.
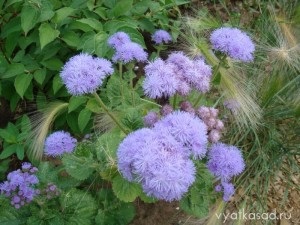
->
xmin=151 ymin=29 xmax=172 ymax=44
xmin=189 ymin=59 xmax=212 ymax=93
xmin=112 ymin=42 xmax=148 ymax=63
xmin=143 ymin=59 xmax=179 ymax=98
xmin=107 ymin=32 xmax=131 ymax=49
xmin=160 ymin=104 xmax=173 ymax=117
xmin=154 ymin=111 xmax=208 ymax=159
xmin=117 ymin=128 xmax=155 ymax=181
xmin=143 ymin=111 xmax=159 ymax=127
xmin=207 ymin=143 xmax=245 ymax=181
xmin=210 ymin=27 xmax=255 ymax=62
xmin=60 ymin=53 xmax=114 ymax=95
xmin=44 ymin=131 xmax=77 ymax=157
xmin=222 ymin=182 xmax=235 ymax=201
xmin=223 ymin=99 xmax=240 ymax=115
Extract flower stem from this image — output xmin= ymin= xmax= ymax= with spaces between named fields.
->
xmin=93 ymin=92 xmax=128 ymax=134
xmin=172 ymin=93 xmax=178 ymax=108
xmin=119 ymin=63 xmax=124 ymax=102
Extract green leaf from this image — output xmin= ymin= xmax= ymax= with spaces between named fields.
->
xmin=122 ymin=108 xmax=143 ymax=130
xmin=39 ymin=23 xmax=60 ymax=49
xmin=77 ymin=18 xmax=103 ymax=31
xmin=0 ymin=145 xmax=16 ymax=159
xmin=59 ymin=189 xmax=97 ymax=225
xmin=62 ymin=154 xmax=94 ymax=180
xmin=15 ymin=144 xmax=24 ymax=160
xmin=14 ymin=74 xmax=33 ymax=98
xmin=78 ymin=108 xmax=92 ymax=132
xmin=21 ymin=4 xmax=40 ymax=35
xmin=37 ymin=162 xmax=58 ymax=184
xmin=86 ymin=98 xmax=102 ymax=113
xmin=112 ymin=0 xmax=133 ymax=17
xmin=2 ymin=63 xmax=24 ymax=78
xmin=41 ymin=58 xmax=63 ymax=71
xmin=33 ymin=68 xmax=47 ymax=85
xmin=53 ymin=7 xmax=75 ymax=24
xmin=112 ymin=174 xmax=141 ymax=202
xmin=52 ymin=75 xmax=63 ymax=94
xmin=39 ymin=0 xmax=55 ymax=22
xmin=61 ymin=31 xmax=81 ymax=48
xmin=68 ymin=96 xmax=87 ymax=113
xmin=0 ymin=128 xmax=17 ymax=143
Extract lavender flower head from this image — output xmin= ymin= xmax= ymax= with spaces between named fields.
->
xmin=189 ymin=59 xmax=212 ymax=93
xmin=143 ymin=58 xmax=179 ymax=98
xmin=152 ymin=29 xmax=172 ymax=44
xmin=207 ymin=143 xmax=245 ymax=181
xmin=117 ymin=128 xmax=196 ymax=201
xmin=210 ymin=27 xmax=255 ymax=62
xmin=44 ymin=131 xmax=77 ymax=157
xmin=154 ymin=111 xmax=208 ymax=159
xmin=0 ymin=163 xmax=39 ymax=209
xmin=112 ymin=42 xmax=148 ymax=63
xmin=107 ymin=31 xmax=131 ymax=49
xmin=60 ymin=53 xmax=114 ymax=95
xmin=143 ymin=111 xmax=159 ymax=127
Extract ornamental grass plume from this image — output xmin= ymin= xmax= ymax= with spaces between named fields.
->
xmin=44 ymin=131 xmax=77 ymax=157
xmin=60 ymin=53 xmax=114 ymax=95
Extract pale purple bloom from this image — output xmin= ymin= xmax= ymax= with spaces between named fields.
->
xmin=60 ymin=53 xmax=114 ymax=95
xmin=223 ymin=99 xmax=240 ymax=115
xmin=107 ymin=32 xmax=131 ymax=49
xmin=44 ymin=131 xmax=77 ymax=157
xmin=143 ymin=111 xmax=159 ymax=127
xmin=117 ymin=128 xmax=196 ymax=201
xmin=208 ymin=129 xmax=221 ymax=143
xmin=0 ymin=164 xmax=39 ymax=209
xmin=210 ymin=27 xmax=255 ymax=62
xmin=222 ymin=182 xmax=235 ymax=201
xmin=143 ymin=59 xmax=179 ymax=98
xmin=189 ymin=59 xmax=212 ymax=93
xmin=154 ymin=111 xmax=208 ymax=159
xmin=180 ymin=101 xmax=195 ymax=114
xmin=112 ymin=42 xmax=148 ymax=63
xmin=207 ymin=143 xmax=245 ymax=181
xmin=152 ymin=29 xmax=172 ymax=44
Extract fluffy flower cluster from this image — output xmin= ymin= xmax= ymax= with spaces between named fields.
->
xmin=60 ymin=53 xmax=114 ymax=95
xmin=44 ymin=131 xmax=77 ymax=157
xmin=44 ymin=183 xmax=60 ymax=199
xmin=0 ymin=163 xmax=39 ymax=209
xmin=210 ymin=27 xmax=255 ymax=62
xmin=143 ymin=52 xmax=212 ymax=99
xmin=118 ymin=111 xmax=208 ymax=201
xmin=197 ymin=106 xmax=224 ymax=143
xmin=108 ymin=32 xmax=148 ymax=63
xmin=151 ymin=30 xmax=172 ymax=44
xmin=207 ymin=143 xmax=245 ymax=201
xmin=223 ymin=99 xmax=240 ymax=115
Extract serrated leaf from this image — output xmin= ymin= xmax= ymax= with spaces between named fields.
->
xmin=53 ymin=7 xmax=75 ymax=24
xmin=77 ymin=18 xmax=103 ymax=31
xmin=78 ymin=108 xmax=92 ymax=132
xmin=39 ymin=23 xmax=60 ymax=49
xmin=0 ymin=145 xmax=16 ymax=159
xmin=52 ymin=75 xmax=63 ymax=94
xmin=60 ymin=189 xmax=97 ymax=225
xmin=15 ymin=144 xmax=24 ymax=160
xmin=14 ymin=74 xmax=33 ymax=98
xmin=2 ymin=63 xmax=24 ymax=78
xmin=62 ymin=154 xmax=94 ymax=180
xmin=112 ymin=174 xmax=141 ymax=202
xmin=122 ymin=108 xmax=143 ymax=130
xmin=33 ymin=68 xmax=46 ymax=85
xmin=21 ymin=4 xmax=40 ymax=35
xmin=112 ymin=0 xmax=133 ymax=17
xmin=37 ymin=162 xmax=58 ymax=184
xmin=68 ymin=96 xmax=87 ymax=113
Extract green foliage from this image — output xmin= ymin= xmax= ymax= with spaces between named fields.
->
xmin=180 ymin=162 xmax=216 ymax=218
xmin=0 ymin=115 xmax=31 ymax=160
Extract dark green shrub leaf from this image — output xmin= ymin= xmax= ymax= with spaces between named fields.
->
xmin=68 ymin=96 xmax=87 ymax=113
xmin=2 ymin=63 xmax=24 ymax=78
xmin=112 ymin=0 xmax=133 ymax=17
xmin=86 ymin=98 xmax=102 ymax=113
xmin=39 ymin=23 xmax=60 ymax=49
xmin=33 ymin=68 xmax=47 ymax=85
xmin=21 ymin=4 xmax=40 ymax=35
xmin=14 ymin=73 xmax=33 ymax=98
xmin=77 ymin=18 xmax=103 ymax=31
xmin=78 ymin=108 xmax=92 ymax=132
xmin=0 ymin=144 xmax=17 ymax=159
xmin=52 ymin=75 xmax=63 ymax=94
xmin=53 ymin=7 xmax=75 ymax=24
xmin=15 ymin=144 xmax=24 ymax=160
xmin=61 ymin=31 xmax=81 ymax=48
xmin=112 ymin=174 xmax=141 ymax=202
